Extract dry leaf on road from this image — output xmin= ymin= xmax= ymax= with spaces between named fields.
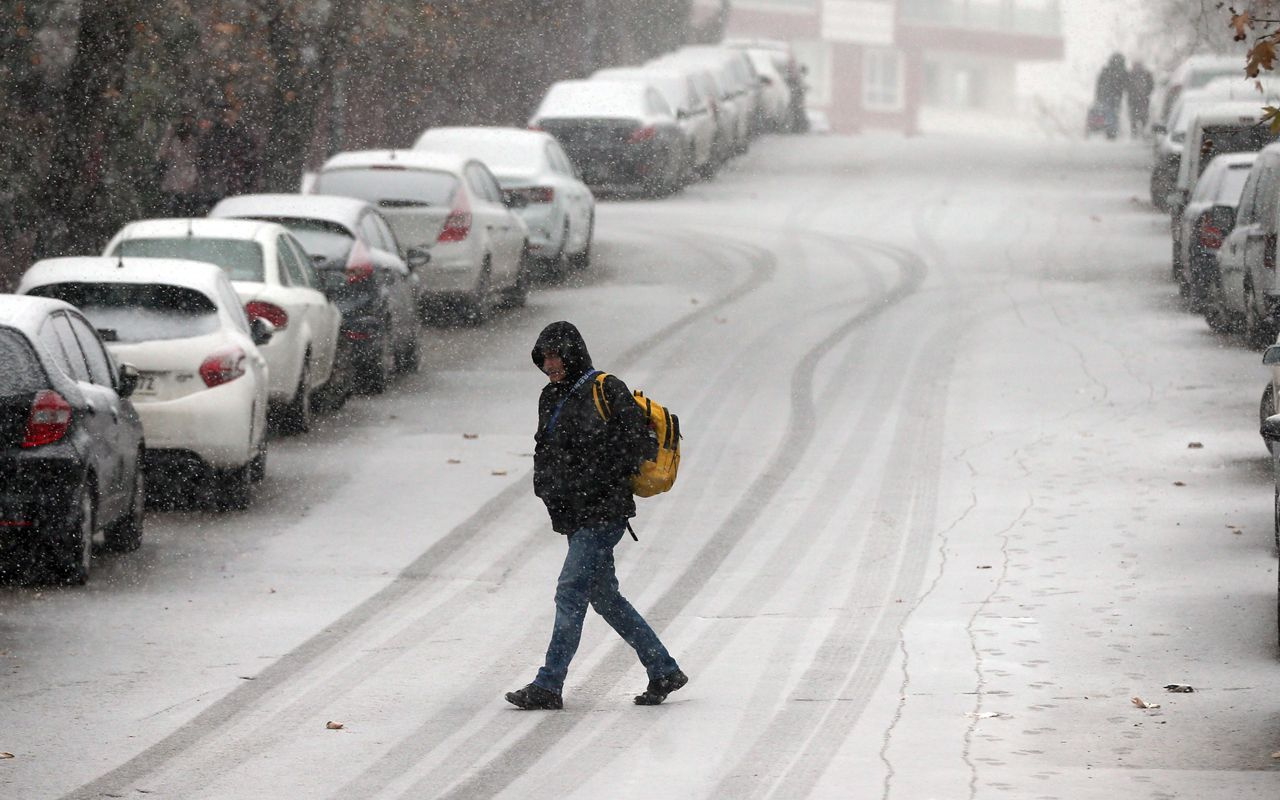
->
xmin=1163 ymin=684 xmax=1194 ymax=693
xmin=1187 ymin=442 xmax=1203 ymax=449
xmin=462 ymin=433 xmax=479 ymax=440
xmin=1172 ymin=481 xmax=1186 ymax=487
xmin=1131 ymin=696 xmax=1160 ymax=709
xmin=0 ymin=752 xmax=14 ymax=759
xmin=325 ymin=721 xmax=344 ymax=730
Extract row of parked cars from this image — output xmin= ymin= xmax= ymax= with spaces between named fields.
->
xmin=1148 ymin=54 xmax=1280 ymax=642
xmin=0 ymin=38 xmax=806 ymax=585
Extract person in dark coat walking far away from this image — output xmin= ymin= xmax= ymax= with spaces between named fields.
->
xmin=1095 ymin=52 xmax=1128 ymax=140
xmin=506 ymin=321 xmax=688 ymax=710
xmin=1128 ymin=60 xmax=1154 ymax=136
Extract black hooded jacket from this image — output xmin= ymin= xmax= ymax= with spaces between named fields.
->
xmin=532 ymin=321 xmax=647 ymax=534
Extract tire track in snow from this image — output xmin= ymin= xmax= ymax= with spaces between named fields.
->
xmin=424 ymin=237 xmax=927 ymax=800
xmin=58 ymin=230 xmax=776 ymax=800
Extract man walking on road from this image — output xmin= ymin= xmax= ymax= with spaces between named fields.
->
xmin=506 ymin=321 xmax=687 ymax=710
xmin=1128 ymin=60 xmax=1154 ymax=137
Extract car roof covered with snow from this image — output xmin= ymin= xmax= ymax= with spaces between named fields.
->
xmin=210 ymin=193 xmax=376 ymax=232
xmin=534 ymin=80 xmax=655 ymax=119
xmin=318 ymin=149 xmax=472 ymax=175
xmin=18 ymin=257 xmax=230 ymax=304
xmin=0 ymin=293 xmax=79 ymax=334
xmin=107 ymin=217 xmax=286 ymax=244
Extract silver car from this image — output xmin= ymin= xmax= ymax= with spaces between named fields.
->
xmin=414 ymin=127 xmax=596 ymax=271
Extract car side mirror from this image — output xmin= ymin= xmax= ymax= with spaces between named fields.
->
xmin=117 ymin=363 xmax=140 ymax=398
xmin=1152 ymin=123 xmax=1167 ymax=136
xmin=250 ymin=317 xmax=275 ymax=347
xmin=406 ymin=247 xmax=431 ymax=270
xmin=676 ymin=108 xmax=689 ymax=120
xmin=760 ymin=75 xmax=773 ymax=86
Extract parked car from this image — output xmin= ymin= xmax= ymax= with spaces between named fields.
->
xmin=724 ymin=37 xmax=808 ymax=133
xmin=1214 ymin=142 xmax=1280 ymax=345
xmin=591 ymin=67 xmax=717 ymax=178
xmin=1155 ymin=53 xmax=1243 ymax=135
xmin=413 ymin=127 xmax=596 ymax=271
xmin=1173 ymin=151 xmax=1255 ymax=308
xmin=102 ymin=218 xmax=340 ymax=432
xmin=738 ymin=48 xmax=792 ymax=132
xmin=19 ymin=257 xmax=272 ymax=510
xmin=1172 ymin=102 xmax=1275 ymax=216
xmin=310 ymin=150 xmax=529 ymax=322
xmin=0 ymin=294 xmax=145 ymax=583
xmin=665 ymin=45 xmax=762 ymax=142
xmin=530 ymin=79 xmax=687 ymax=195
xmin=209 ymin=194 xmax=422 ymax=394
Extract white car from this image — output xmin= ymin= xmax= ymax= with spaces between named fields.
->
xmin=591 ymin=67 xmax=717 ymax=178
xmin=18 ymin=257 xmax=273 ymax=510
xmin=311 ymin=150 xmax=530 ymax=322
xmin=102 ymin=218 xmax=340 ymax=433
xmin=413 ymin=127 xmax=595 ymax=271
xmin=739 ymin=48 xmax=792 ymax=132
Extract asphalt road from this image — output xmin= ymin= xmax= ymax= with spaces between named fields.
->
xmin=2 ymin=132 xmax=1278 ymax=799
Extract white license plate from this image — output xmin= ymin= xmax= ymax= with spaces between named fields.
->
xmin=134 ymin=372 xmax=163 ymax=396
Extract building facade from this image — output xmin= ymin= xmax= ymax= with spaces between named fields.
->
xmin=715 ymin=0 xmax=1063 ymax=134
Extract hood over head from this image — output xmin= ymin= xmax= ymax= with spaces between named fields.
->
xmin=532 ymin=320 xmax=593 ymax=381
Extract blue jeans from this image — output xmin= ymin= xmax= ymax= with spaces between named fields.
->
xmin=534 ymin=520 xmax=679 ymax=694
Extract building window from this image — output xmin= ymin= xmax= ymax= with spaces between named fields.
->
xmin=863 ymin=48 xmax=904 ymax=111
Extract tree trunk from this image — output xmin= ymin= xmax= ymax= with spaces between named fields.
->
xmin=262 ymin=0 xmax=359 ymax=191
xmin=38 ymin=2 xmax=139 ymax=258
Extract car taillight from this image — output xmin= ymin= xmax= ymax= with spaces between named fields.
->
xmin=245 ymin=300 xmax=289 ymax=331
xmin=438 ymin=192 xmax=472 ymax=243
xmin=629 ymin=126 xmax=657 ymax=143
xmin=346 ymin=241 xmax=375 ymax=284
xmin=21 ymin=390 xmax=72 ymax=448
xmin=1196 ymin=211 xmax=1224 ymax=250
xmin=200 ymin=348 xmax=246 ymax=388
xmin=527 ymin=124 xmax=544 ymax=132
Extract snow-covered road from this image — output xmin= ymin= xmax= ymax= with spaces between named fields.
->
xmin=3 ymin=133 xmax=1278 ymax=799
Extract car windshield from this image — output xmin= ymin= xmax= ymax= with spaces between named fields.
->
xmin=315 ymin=168 xmax=458 ymax=208
xmin=418 ymin=135 xmax=543 ymax=173
xmin=1218 ymin=164 xmax=1253 ymax=204
xmin=0 ymin=328 xmax=43 ymax=394
xmin=114 ymin=238 xmax=264 ymax=282
xmin=27 ymin=282 xmax=220 ymax=343
xmin=248 ymin=217 xmax=354 ymax=263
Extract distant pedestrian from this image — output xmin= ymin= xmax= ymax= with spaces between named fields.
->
xmin=199 ymin=105 xmax=259 ymax=206
xmin=1095 ymin=52 xmax=1128 ymax=140
xmin=505 ymin=321 xmax=687 ymax=710
xmin=1128 ymin=60 xmax=1154 ymax=136
xmin=155 ymin=112 xmax=200 ymax=216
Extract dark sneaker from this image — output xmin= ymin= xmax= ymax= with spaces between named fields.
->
xmin=634 ymin=669 xmax=688 ymax=705
xmin=505 ymin=683 xmax=563 ymax=710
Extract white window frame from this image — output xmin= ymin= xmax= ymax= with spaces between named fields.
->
xmin=863 ymin=47 xmax=905 ymax=112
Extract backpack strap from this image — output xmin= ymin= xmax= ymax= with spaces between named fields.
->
xmin=591 ymin=372 xmax=612 ymax=420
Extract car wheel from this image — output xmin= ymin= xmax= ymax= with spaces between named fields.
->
xmin=395 ymin=330 xmax=420 ymax=374
xmin=103 ymin=461 xmax=144 ymax=553
xmin=1245 ymin=286 xmax=1274 ymax=349
xmin=569 ymin=214 xmax=593 ymax=271
xmin=215 ymin=463 xmax=253 ymax=512
xmin=361 ymin=334 xmax=394 ymax=395
xmin=505 ymin=244 xmax=531 ymax=308
xmin=249 ymin=445 xmax=267 ymax=483
xmin=466 ymin=259 xmax=493 ymax=325
xmin=52 ymin=483 xmax=95 ymax=585
xmin=280 ymin=356 xmax=312 ymax=434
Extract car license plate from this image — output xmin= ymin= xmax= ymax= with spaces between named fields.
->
xmin=135 ymin=372 xmax=163 ymax=396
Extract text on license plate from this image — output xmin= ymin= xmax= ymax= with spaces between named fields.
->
xmin=135 ymin=372 xmax=164 ymax=395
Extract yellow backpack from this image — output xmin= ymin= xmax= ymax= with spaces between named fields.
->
xmin=591 ymin=373 xmax=681 ymax=497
